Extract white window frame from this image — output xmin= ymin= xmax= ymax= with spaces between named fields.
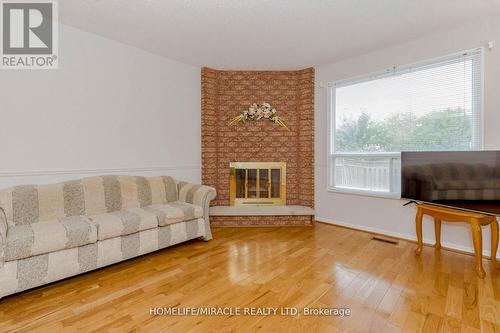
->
xmin=327 ymin=48 xmax=484 ymax=199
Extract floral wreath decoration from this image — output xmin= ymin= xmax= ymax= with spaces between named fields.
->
xmin=229 ymin=102 xmax=290 ymax=131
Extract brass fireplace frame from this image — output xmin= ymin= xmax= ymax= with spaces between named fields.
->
xmin=229 ymin=162 xmax=286 ymax=206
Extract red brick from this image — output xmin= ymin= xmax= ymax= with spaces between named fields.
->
xmin=201 ymin=67 xmax=315 ymax=216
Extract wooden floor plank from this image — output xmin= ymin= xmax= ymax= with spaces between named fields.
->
xmin=0 ymin=222 xmax=499 ymax=332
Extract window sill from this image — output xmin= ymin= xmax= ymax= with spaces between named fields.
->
xmin=327 ymin=186 xmax=402 ymax=200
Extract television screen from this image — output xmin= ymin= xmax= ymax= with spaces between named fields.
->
xmin=401 ymin=151 xmax=500 ymax=215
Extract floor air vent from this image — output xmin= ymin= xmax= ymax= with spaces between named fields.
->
xmin=371 ymin=236 xmax=399 ymax=245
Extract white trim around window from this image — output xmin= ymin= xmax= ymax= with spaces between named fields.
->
xmin=327 ymin=48 xmax=484 ymax=199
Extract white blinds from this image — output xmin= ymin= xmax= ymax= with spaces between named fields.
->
xmin=332 ymin=48 xmax=483 ymax=153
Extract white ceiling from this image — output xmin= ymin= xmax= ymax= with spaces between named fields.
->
xmin=60 ymin=0 xmax=500 ymax=70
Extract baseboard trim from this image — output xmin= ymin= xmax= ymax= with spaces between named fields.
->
xmin=315 ymin=216 xmax=500 ymax=260
xmin=0 ymin=165 xmax=200 ymax=177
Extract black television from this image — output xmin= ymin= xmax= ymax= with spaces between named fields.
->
xmin=401 ymin=151 xmax=500 ymax=215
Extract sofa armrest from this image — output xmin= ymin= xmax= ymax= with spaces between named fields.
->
xmin=178 ymin=182 xmax=216 ymax=240
xmin=178 ymin=182 xmax=216 ymax=214
xmin=0 ymin=207 xmax=7 ymax=267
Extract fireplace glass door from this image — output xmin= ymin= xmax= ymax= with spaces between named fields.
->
xmin=230 ymin=162 xmax=286 ymax=205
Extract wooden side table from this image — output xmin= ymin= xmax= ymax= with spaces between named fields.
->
xmin=414 ymin=203 xmax=499 ymax=278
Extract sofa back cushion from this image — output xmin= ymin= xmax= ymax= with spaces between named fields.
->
xmin=0 ymin=175 xmax=178 ymax=227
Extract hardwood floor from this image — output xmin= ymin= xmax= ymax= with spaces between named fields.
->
xmin=1 ymin=222 xmax=500 ymax=332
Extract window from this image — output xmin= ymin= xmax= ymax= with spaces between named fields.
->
xmin=328 ymin=48 xmax=483 ymax=198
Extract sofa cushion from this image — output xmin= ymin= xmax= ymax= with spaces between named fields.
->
xmin=90 ymin=207 xmax=159 ymax=241
xmin=145 ymin=201 xmax=203 ymax=227
xmin=4 ymin=216 xmax=97 ymax=261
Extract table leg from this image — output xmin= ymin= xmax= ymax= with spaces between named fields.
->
xmin=491 ymin=218 xmax=499 ymax=269
xmin=415 ymin=208 xmax=424 ymax=256
xmin=434 ymin=218 xmax=442 ymax=250
xmin=471 ymin=219 xmax=486 ymax=278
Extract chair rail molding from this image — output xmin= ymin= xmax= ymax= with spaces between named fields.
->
xmin=0 ymin=165 xmax=200 ymax=177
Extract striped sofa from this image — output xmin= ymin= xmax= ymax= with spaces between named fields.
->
xmin=0 ymin=175 xmax=216 ymax=299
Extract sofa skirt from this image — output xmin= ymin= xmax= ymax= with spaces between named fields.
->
xmin=0 ymin=218 xmax=208 ymax=299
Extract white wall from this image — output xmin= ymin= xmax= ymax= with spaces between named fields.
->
xmin=0 ymin=23 xmax=201 ymax=188
xmin=315 ymin=16 xmax=500 ymax=258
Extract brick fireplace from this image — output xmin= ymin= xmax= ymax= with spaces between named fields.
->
xmin=201 ymin=67 xmax=314 ymax=226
